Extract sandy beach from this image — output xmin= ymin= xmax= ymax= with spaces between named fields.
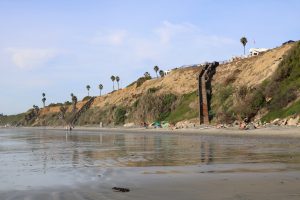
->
xmin=1 ymin=127 xmax=300 ymax=199
xmin=14 ymin=125 xmax=300 ymax=137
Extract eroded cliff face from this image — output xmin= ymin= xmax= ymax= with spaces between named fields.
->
xmin=5 ymin=42 xmax=297 ymax=127
xmin=212 ymin=43 xmax=293 ymax=88
xmin=210 ymin=42 xmax=298 ymax=123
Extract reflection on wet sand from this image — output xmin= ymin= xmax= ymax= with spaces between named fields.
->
xmin=2 ymin=129 xmax=300 ymax=171
xmin=35 ymin=132 xmax=221 ymax=167
xmin=1 ymin=129 xmax=300 ymax=199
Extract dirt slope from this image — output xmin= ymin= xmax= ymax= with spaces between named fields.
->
xmin=213 ymin=43 xmax=294 ymax=87
xmin=92 ymin=66 xmax=199 ymax=109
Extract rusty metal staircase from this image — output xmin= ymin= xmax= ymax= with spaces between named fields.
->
xmin=198 ymin=62 xmax=219 ymax=124
xmin=70 ymin=97 xmax=95 ymax=126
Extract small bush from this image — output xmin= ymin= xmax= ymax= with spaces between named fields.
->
xmin=236 ymin=85 xmax=248 ymax=99
xmin=267 ymin=87 xmax=297 ymax=110
xmin=114 ymin=107 xmax=127 ymax=125
xmin=147 ymin=87 xmax=160 ymax=94
xmin=158 ymin=93 xmax=177 ymax=121
xmin=136 ymin=76 xmax=152 ymax=87
xmin=82 ymin=96 xmax=92 ymax=101
xmin=166 ymin=91 xmax=198 ymax=123
xmin=133 ymin=99 xmax=139 ymax=108
xmin=48 ymin=103 xmax=63 ymax=107
xmin=64 ymin=101 xmax=72 ymax=105
xmin=262 ymin=100 xmax=300 ymax=122
xmin=219 ymin=85 xmax=233 ymax=102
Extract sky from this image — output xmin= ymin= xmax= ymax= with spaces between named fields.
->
xmin=0 ymin=0 xmax=299 ymax=115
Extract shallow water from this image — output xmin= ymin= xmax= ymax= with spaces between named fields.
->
xmin=1 ymin=128 xmax=300 ymax=199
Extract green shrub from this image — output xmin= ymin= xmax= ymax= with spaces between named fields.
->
xmin=0 ymin=113 xmax=25 ymax=126
xmin=64 ymin=101 xmax=72 ymax=105
xmin=114 ymin=107 xmax=127 ymax=125
xmin=157 ymin=93 xmax=177 ymax=121
xmin=261 ymin=41 xmax=300 ymax=121
xmin=262 ymin=100 xmax=300 ymax=122
xmin=266 ymin=41 xmax=300 ymax=110
xmin=48 ymin=103 xmax=63 ymax=107
xmin=133 ymin=99 xmax=139 ymax=108
xmin=219 ymin=85 xmax=233 ymax=102
xmin=232 ymin=86 xmax=266 ymax=120
xmin=82 ymin=96 xmax=92 ymax=101
xmin=147 ymin=87 xmax=160 ymax=94
xmin=136 ymin=76 xmax=152 ymax=87
xmin=166 ymin=91 xmax=198 ymax=123
xmin=210 ymin=84 xmax=235 ymax=123
xmin=236 ymin=85 xmax=248 ymax=99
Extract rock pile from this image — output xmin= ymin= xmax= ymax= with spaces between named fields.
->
xmin=270 ymin=116 xmax=299 ymax=127
xmin=175 ymin=121 xmax=196 ymax=129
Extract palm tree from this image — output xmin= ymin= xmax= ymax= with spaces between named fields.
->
xmin=144 ymin=72 xmax=150 ymax=78
xmin=159 ymin=70 xmax=165 ymax=77
xmin=42 ymin=97 xmax=46 ymax=108
xmin=98 ymin=84 xmax=103 ymax=96
xmin=111 ymin=75 xmax=116 ymax=91
xmin=42 ymin=93 xmax=46 ymax=108
xmin=71 ymin=93 xmax=77 ymax=112
xmin=154 ymin=66 xmax=159 ymax=78
xmin=116 ymin=76 xmax=120 ymax=90
xmin=240 ymin=37 xmax=248 ymax=55
xmin=86 ymin=85 xmax=91 ymax=96
xmin=33 ymin=105 xmax=39 ymax=115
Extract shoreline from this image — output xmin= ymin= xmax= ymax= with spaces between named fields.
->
xmin=3 ymin=125 xmax=300 ymax=138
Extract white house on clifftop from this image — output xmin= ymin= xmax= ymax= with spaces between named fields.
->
xmin=249 ymin=48 xmax=268 ymax=56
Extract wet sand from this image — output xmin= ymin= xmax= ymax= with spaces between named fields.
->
xmin=1 ymin=128 xmax=300 ymax=199
xmin=16 ymin=125 xmax=300 ymax=138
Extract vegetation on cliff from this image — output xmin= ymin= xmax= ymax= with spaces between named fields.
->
xmin=211 ymin=41 xmax=300 ymax=123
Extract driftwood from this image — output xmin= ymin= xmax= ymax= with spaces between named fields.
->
xmin=112 ymin=187 xmax=130 ymax=192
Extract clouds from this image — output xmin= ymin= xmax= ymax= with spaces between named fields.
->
xmin=155 ymin=21 xmax=198 ymax=44
xmin=89 ymin=30 xmax=128 ymax=46
xmin=6 ymin=48 xmax=60 ymax=70
xmin=88 ymin=21 xmax=237 ymax=66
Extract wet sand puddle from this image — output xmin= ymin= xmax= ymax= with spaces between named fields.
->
xmin=1 ymin=128 xmax=300 ymax=200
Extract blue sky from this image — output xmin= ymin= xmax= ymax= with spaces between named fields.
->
xmin=0 ymin=0 xmax=299 ymax=115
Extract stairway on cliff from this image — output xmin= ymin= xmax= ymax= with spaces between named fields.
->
xmin=198 ymin=62 xmax=219 ymax=124
xmin=70 ymin=97 xmax=95 ymax=126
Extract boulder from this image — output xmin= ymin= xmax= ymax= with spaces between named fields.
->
xmin=239 ymin=122 xmax=247 ymax=130
xmin=287 ymin=116 xmax=299 ymax=126
xmin=216 ymin=124 xmax=224 ymax=129
xmin=280 ymin=119 xmax=288 ymax=126
xmin=271 ymin=118 xmax=280 ymax=125
xmin=246 ymin=123 xmax=256 ymax=130
xmin=124 ymin=122 xmax=135 ymax=127
xmin=232 ymin=120 xmax=240 ymax=128
xmin=175 ymin=121 xmax=195 ymax=129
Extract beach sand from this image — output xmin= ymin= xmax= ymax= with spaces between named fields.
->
xmin=0 ymin=127 xmax=300 ymax=200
